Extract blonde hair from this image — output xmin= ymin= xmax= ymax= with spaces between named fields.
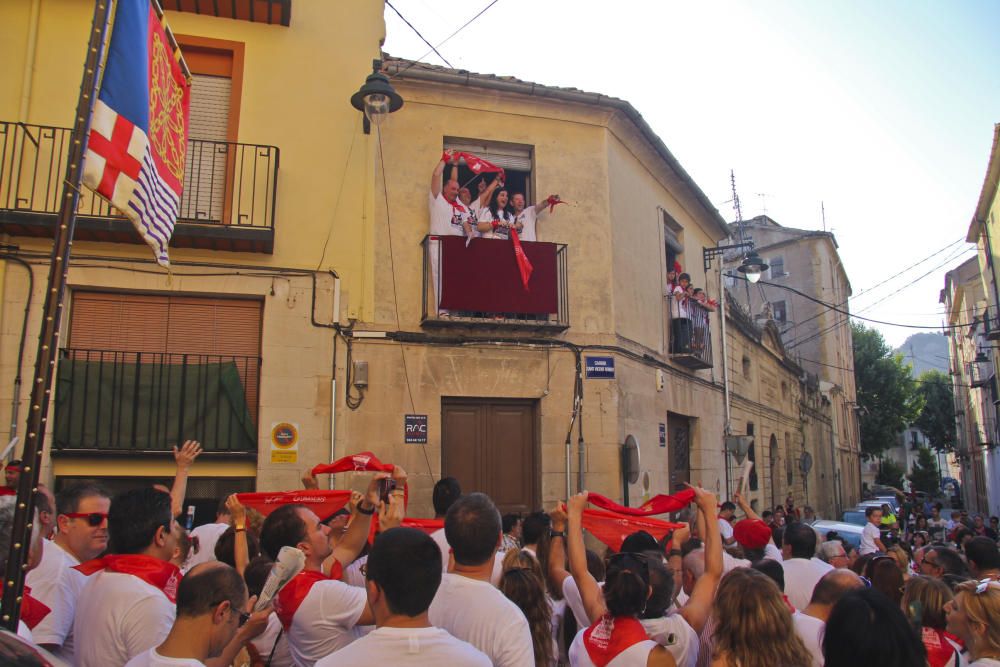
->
xmin=955 ymin=580 xmax=1000 ymax=658
xmin=500 ymin=549 xmax=554 ymax=666
xmin=901 ymin=575 xmax=952 ymax=630
xmin=712 ymin=568 xmax=813 ymax=667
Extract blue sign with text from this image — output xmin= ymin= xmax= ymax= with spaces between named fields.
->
xmin=585 ymin=356 xmax=615 ymax=379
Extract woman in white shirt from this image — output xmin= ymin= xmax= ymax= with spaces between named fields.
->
xmin=477 ymin=188 xmax=520 ymax=240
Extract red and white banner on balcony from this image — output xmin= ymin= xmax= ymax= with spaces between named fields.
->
xmin=81 ymin=0 xmax=191 ymax=267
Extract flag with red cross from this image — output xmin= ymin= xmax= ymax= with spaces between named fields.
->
xmin=82 ymin=0 xmax=191 ymax=267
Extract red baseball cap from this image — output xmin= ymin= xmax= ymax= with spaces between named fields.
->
xmin=734 ymin=518 xmax=771 ymax=550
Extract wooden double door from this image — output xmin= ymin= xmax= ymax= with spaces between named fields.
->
xmin=441 ymin=398 xmax=539 ymax=514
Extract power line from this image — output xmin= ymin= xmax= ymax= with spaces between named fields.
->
xmin=389 ymin=0 xmax=500 ymax=79
xmin=385 ymin=1 xmax=453 ymax=68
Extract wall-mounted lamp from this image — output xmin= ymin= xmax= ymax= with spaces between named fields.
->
xmin=350 ymin=59 xmax=404 ymax=134
xmin=702 ymin=241 xmax=768 ymax=283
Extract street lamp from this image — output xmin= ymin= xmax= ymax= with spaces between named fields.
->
xmin=737 ymin=250 xmax=768 ymax=284
xmin=350 ymin=59 xmax=404 ymax=134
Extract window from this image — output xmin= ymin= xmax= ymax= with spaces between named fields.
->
xmin=742 ymin=355 xmax=752 ymax=379
xmin=662 ymin=210 xmax=684 ymax=277
xmin=772 ymin=300 xmax=787 ymax=323
xmin=768 ymin=256 xmax=786 ymax=278
xmin=747 ymin=422 xmax=758 ymax=491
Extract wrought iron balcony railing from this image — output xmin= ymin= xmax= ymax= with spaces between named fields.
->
xmin=420 ymin=235 xmax=569 ymax=331
xmin=0 ymin=121 xmax=278 ymax=252
xmin=668 ymin=300 xmax=714 ymax=370
xmin=53 ymin=348 xmax=260 ymax=455
xmin=970 ymin=358 xmax=994 ymax=389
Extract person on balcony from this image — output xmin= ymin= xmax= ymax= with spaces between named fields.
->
xmin=512 ymin=193 xmax=560 ymax=242
xmin=477 ymin=187 xmax=519 ymax=240
xmin=670 ymin=273 xmax=693 ymax=354
xmin=429 ymin=153 xmax=474 ymax=317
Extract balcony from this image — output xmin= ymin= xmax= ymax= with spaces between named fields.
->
xmin=53 ymin=348 xmax=259 ymax=456
xmin=984 ymin=306 xmax=1000 ymax=341
xmin=668 ymin=301 xmax=714 ymax=370
xmin=970 ymin=359 xmax=994 ymax=388
xmin=420 ymin=235 xmax=569 ymax=331
xmin=975 ymin=413 xmax=998 ymax=448
xmin=0 ymin=121 xmax=278 ymax=253
xmin=161 ymin=0 xmax=292 ymax=26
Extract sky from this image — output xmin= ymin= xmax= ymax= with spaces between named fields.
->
xmin=382 ymin=0 xmax=1000 ymax=348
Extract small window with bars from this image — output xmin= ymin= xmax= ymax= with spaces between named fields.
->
xmin=768 ymin=256 xmax=786 ymax=278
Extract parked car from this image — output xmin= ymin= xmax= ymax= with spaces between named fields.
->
xmin=811 ymin=520 xmax=864 ymax=550
xmin=841 ymin=509 xmax=867 ymax=526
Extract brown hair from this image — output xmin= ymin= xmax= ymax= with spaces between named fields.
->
xmin=954 ymin=579 xmax=1000 ymax=658
xmin=712 ymin=568 xmax=813 ymax=667
xmin=901 ymin=575 xmax=952 ymax=630
xmin=500 ymin=549 xmax=554 ymax=667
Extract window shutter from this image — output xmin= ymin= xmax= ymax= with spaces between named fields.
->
xmin=183 ymin=74 xmax=232 ymax=223
xmin=444 ymin=140 xmax=532 ymax=171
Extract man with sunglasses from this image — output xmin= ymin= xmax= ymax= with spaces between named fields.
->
xmin=25 ymin=481 xmax=110 ymax=663
xmin=125 ymin=562 xmax=268 ymax=667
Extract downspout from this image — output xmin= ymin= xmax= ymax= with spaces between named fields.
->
xmin=310 ymin=271 xmax=341 ymax=489
xmin=0 ymin=254 xmax=33 ymax=456
xmin=19 ymin=0 xmax=41 ymax=120
xmin=719 ymin=264 xmax=732 ymax=498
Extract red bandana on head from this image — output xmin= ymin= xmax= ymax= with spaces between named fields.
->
xmin=582 ymin=614 xmax=650 ymax=667
xmin=274 ymin=562 xmax=343 ymax=630
xmin=74 ymin=554 xmax=181 ymax=602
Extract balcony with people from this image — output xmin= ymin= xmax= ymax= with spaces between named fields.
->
xmin=666 ymin=266 xmax=715 ymax=370
xmin=0 ymin=121 xmax=278 ymax=253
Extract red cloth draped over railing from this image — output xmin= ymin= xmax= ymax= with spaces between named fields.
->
xmin=438 ymin=237 xmax=558 ymax=313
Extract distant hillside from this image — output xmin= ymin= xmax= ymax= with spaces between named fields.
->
xmin=894 ymin=332 xmax=949 ymax=378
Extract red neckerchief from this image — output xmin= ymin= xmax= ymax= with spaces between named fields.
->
xmin=74 ymin=554 xmax=181 ymax=603
xmin=443 ymin=194 xmax=467 ymax=215
xmin=274 ymin=562 xmax=343 ymax=630
xmin=0 ymin=487 xmax=14 ymax=496
xmin=782 ymin=595 xmax=796 ymax=614
xmin=583 ymin=614 xmax=650 ymax=667
xmin=21 ymin=586 xmax=51 ymax=629
xmin=922 ymin=627 xmax=959 ymax=667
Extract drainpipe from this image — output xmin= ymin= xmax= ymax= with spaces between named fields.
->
xmin=310 ymin=271 xmax=341 ymax=489
xmin=719 ymin=264 xmax=733 ymax=498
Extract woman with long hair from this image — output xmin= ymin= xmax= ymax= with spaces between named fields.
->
xmin=902 ymin=576 xmax=962 ymax=667
xmin=477 ymin=186 xmax=519 ymax=239
xmin=864 ymin=554 xmax=905 ymax=605
xmin=500 ymin=549 xmax=556 ymax=667
xmin=823 ymin=588 xmax=926 ymax=667
xmin=708 ymin=568 xmax=812 ymax=667
xmin=946 ymin=579 xmax=1000 ymax=666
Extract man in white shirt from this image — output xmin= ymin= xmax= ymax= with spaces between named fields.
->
xmin=27 ymin=481 xmax=111 ymax=661
xmin=319 ymin=527 xmax=490 ymax=666
xmin=184 ymin=499 xmax=231 ymax=571
xmin=511 ymin=193 xmax=560 ymax=242
xmin=859 ymin=507 xmax=886 ymax=555
xmin=717 ymin=501 xmax=737 ymax=548
xmin=781 ymin=522 xmax=834 ymax=611
xmin=0 ymin=495 xmax=46 ymax=641
xmin=125 ymin=562 xmax=268 ymax=667
xmin=428 ymin=154 xmax=475 ymax=317
xmin=428 ymin=492 xmax=534 ymax=667
xmin=260 ymin=467 xmax=406 ymax=666
xmin=792 ymin=569 xmax=865 ymax=667
xmin=74 ymin=487 xmax=184 ymax=667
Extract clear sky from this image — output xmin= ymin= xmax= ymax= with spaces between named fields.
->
xmin=383 ymin=0 xmax=1000 ymax=347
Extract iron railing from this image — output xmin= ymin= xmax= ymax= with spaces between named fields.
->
xmin=420 ymin=235 xmax=570 ymax=330
xmin=970 ymin=358 xmax=994 ymax=388
xmin=668 ymin=300 xmax=714 ymax=370
xmin=54 ymin=348 xmax=260 ymax=454
xmin=0 ymin=121 xmax=278 ymax=231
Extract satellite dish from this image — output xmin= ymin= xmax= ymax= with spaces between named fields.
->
xmin=799 ymin=452 xmax=813 ymax=475
xmin=622 ymin=435 xmax=640 ymax=485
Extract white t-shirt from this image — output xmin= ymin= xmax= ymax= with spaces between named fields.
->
xmin=764 ymin=543 xmax=784 ymax=562
xmin=722 ymin=552 xmax=751 ymax=574
xmin=671 ymin=286 xmax=691 ymax=320
xmin=717 ymin=518 xmax=734 ymax=541
xmin=792 ymin=611 xmax=825 ymax=667
xmin=641 ymin=613 xmax=700 ymax=667
xmin=860 ymin=522 xmax=881 ymax=555
xmin=477 ymin=206 xmax=516 ymax=239
xmin=285 ymin=578 xmax=368 ymax=667
xmin=970 ymin=659 xmax=1000 ymax=666
xmin=316 ymin=625 xmax=491 ymax=666
xmin=428 ymin=573 xmax=534 ymax=667
xmin=125 ymin=647 xmax=206 ymax=666
xmin=428 ymin=192 xmax=472 ymax=237
xmin=74 ymin=570 xmax=176 ymax=667
xmin=183 ymin=522 xmax=230 ymax=571
xmin=783 ymin=558 xmax=834 ymax=611
xmin=250 ymin=613 xmax=294 ymax=667
xmin=429 ymin=529 xmax=504 ymax=586
xmin=25 ymin=538 xmax=85 ymax=660
xmin=515 ymin=206 xmax=545 ymax=242
xmin=569 ymin=629 xmax=657 ymax=667
xmin=563 ymin=575 xmax=608 ymax=630
xmin=343 ymin=555 xmax=367 ymax=589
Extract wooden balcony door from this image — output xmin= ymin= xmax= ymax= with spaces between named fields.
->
xmin=441 ymin=398 xmax=539 ymax=514
xmin=667 ymin=412 xmax=691 ymax=494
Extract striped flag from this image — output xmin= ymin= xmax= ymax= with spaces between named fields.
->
xmin=82 ymin=0 xmax=191 ymax=266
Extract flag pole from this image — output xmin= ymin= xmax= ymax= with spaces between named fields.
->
xmin=0 ymin=0 xmax=116 ymax=631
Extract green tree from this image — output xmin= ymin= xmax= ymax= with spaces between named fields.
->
xmin=875 ymin=457 xmax=905 ymax=489
xmin=852 ymin=323 xmax=923 ymax=459
xmin=913 ymin=370 xmax=957 ymax=451
xmin=908 ymin=446 xmax=940 ymax=494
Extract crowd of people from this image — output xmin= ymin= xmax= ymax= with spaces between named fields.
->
xmin=2 ymin=445 xmax=1000 ymax=667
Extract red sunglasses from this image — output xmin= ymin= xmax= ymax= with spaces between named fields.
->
xmin=63 ymin=512 xmax=108 ymax=526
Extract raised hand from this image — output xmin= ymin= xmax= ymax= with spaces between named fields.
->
xmin=173 ymin=440 xmax=202 ymax=469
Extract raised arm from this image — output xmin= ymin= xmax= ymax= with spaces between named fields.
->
xmin=327 ymin=489 xmax=376 ymax=575
xmin=169 ymin=440 xmax=202 ymax=518
xmin=679 ymin=485 xmax=722 ymax=635
xmin=478 ymin=175 xmax=501 ymax=209
xmin=431 ymin=152 xmax=453 ymax=197
xmin=226 ymin=494 xmax=249 ymax=576
xmin=533 ymin=194 xmax=559 ymax=213
xmin=567 ymin=492 xmax=606 ymax=624
xmin=547 ymin=504 xmax=571 ymax=591
xmin=733 ymin=491 xmax=760 ymax=521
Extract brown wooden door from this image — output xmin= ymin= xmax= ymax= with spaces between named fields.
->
xmin=667 ymin=412 xmax=691 ymax=494
xmin=441 ymin=398 xmax=538 ymax=514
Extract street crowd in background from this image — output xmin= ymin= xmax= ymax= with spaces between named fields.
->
xmin=1 ymin=447 xmax=1000 ymax=667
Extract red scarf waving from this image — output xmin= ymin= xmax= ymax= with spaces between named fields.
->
xmin=510 ymin=228 xmax=533 ymax=291
xmin=274 ymin=563 xmax=343 ymax=630
xmin=74 ymin=554 xmax=181 ymax=602
xmin=587 ymin=489 xmax=696 ymax=517
xmin=581 ymin=508 xmax=684 ymax=551
xmin=583 ymin=614 xmax=650 ymax=667
xmin=311 ymin=452 xmax=395 ymax=477
xmin=21 ymin=586 xmax=51 ymax=629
